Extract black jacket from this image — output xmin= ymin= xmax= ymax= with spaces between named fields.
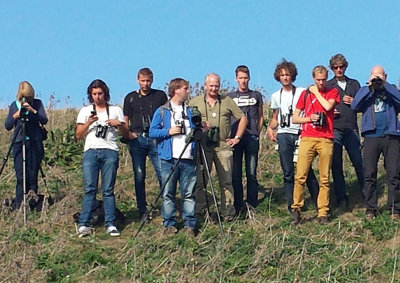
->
xmin=326 ymin=76 xmax=360 ymax=130
xmin=5 ymin=99 xmax=48 ymax=142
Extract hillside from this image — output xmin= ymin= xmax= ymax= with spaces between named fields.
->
xmin=0 ymin=108 xmax=399 ymax=282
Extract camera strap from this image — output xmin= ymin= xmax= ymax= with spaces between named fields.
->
xmin=92 ymin=103 xmax=110 ymax=120
xmin=279 ymin=86 xmax=296 ymax=127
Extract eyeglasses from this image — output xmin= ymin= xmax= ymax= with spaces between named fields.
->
xmin=332 ymin=65 xmax=345 ymax=70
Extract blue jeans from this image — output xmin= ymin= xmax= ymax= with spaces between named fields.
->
xmin=277 ymin=133 xmax=319 ymax=209
xmin=12 ymin=139 xmax=44 ymax=208
xmin=79 ymin=149 xmax=119 ymax=227
xmin=232 ymin=134 xmax=260 ymax=211
xmin=128 ymin=135 xmax=162 ymax=213
xmin=331 ymin=128 xmax=364 ymax=203
xmin=161 ymin=158 xmax=196 ymax=229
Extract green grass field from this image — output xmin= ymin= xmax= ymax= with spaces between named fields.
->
xmin=0 ymin=107 xmax=399 ymax=282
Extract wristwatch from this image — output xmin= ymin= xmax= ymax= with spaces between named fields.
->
xmin=234 ymin=135 xmax=241 ymax=140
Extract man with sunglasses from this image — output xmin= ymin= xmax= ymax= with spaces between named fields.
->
xmin=327 ymin=54 xmax=364 ymax=211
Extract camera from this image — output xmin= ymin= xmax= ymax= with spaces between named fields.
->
xmin=191 ymin=106 xmax=202 ymax=127
xmin=175 ymin=120 xmax=186 ymax=135
xmin=206 ymin=126 xmax=220 ymax=147
xmin=142 ymin=116 xmax=151 ymax=133
xmin=313 ymin=112 xmax=326 ymax=127
xmin=95 ymin=125 xmax=108 ymax=138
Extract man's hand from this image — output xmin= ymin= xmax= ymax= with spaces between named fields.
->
xmin=106 ymin=119 xmax=121 ymax=127
xmin=342 ymin=95 xmax=353 ymax=105
xmin=169 ymin=125 xmax=182 ymax=136
xmin=129 ymin=132 xmax=138 ymax=140
xmin=309 ymin=85 xmax=319 ymax=95
xmin=267 ymin=127 xmax=277 ymax=142
xmin=226 ymin=137 xmax=240 ymax=147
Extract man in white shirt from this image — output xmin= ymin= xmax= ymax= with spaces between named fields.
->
xmin=76 ymin=79 xmax=127 ymax=237
xmin=149 ymin=78 xmax=197 ymax=236
xmin=267 ymin=59 xmax=319 ymax=211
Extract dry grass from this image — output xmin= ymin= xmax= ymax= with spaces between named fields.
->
xmin=0 ymin=107 xmax=399 ymax=282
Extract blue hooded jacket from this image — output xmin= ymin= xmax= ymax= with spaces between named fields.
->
xmin=149 ymin=101 xmax=196 ymax=160
xmin=351 ymin=83 xmax=400 ymax=136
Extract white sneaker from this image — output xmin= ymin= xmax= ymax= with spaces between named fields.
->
xmin=106 ymin=225 xmax=120 ymax=237
xmin=78 ymin=226 xmax=92 ymax=238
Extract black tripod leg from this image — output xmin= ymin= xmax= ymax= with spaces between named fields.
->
xmin=196 ymin=142 xmax=212 ymax=217
xmin=134 ymin=138 xmax=192 ymax=240
xmin=0 ymin=127 xmax=20 ymax=177
xmin=198 ymin=143 xmax=224 ymax=237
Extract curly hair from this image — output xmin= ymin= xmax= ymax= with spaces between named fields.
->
xmin=329 ymin=54 xmax=348 ymax=69
xmin=273 ymin=59 xmax=298 ymax=82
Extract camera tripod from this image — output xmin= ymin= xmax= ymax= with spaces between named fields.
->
xmin=0 ymin=115 xmax=49 ymax=225
xmin=134 ymin=127 xmax=224 ymax=239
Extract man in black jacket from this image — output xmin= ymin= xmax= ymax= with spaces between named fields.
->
xmin=327 ymin=54 xmax=364 ymax=210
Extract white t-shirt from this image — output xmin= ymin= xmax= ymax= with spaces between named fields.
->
xmin=270 ymin=87 xmax=305 ymax=134
xmin=76 ymin=104 xmax=125 ymax=152
xmin=169 ymin=102 xmax=192 ymax=159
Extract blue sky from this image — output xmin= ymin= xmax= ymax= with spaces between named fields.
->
xmin=1 ymin=1 xmax=399 ymax=109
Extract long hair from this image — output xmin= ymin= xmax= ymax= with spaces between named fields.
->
xmin=87 ymin=79 xmax=110 ymax=103
xmin=16 ymin=81 xmax=35 ymax=103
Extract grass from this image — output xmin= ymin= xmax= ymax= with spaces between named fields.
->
xmin=0 ymin=107 xmax=399 ymax=282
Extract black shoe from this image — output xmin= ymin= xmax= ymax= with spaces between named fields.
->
xmin=317 ymin=216 xmax=329 ymax=225
xmin=290 ymin=210 xmax=301 ymax=225
xmin=336 ymin=197 xmax=350 ymax=212
xmin=183 ymin=227 xmax=196 ymax=237
xmin=366 ymin=213 xmax=376 ymax=221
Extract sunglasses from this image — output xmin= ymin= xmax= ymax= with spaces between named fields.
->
xmin=332 ymin=65 xmax=345 ymax=70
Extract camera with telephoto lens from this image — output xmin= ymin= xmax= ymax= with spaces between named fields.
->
xmin=313 ymin=112 xmax=327 ymax=127
xmin=20 ymin=97 xmax=28 ymax=118
xmin=142 ymin=116 xmax=151 ymax=133
xmin=191 ymin=106 xmax=202 ymax=127
xmin=206 ymin=126 xmax=220 ymax=147
xmin=185 ymin=106 xmax=204 ymax=142
xmin=95 ymin=124 xmax=109 ymax=138
xmin=175 ymin=120 xmax=186 ymax=135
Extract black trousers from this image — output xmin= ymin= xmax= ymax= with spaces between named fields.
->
xmin=363 ymin=135 xmax=400 ymax=214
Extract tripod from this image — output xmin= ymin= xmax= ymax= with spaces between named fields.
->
xmin=134 ymin=127 xmax=224 ymax=239
xmin=0 ymin=115 xmax=49 ymax=225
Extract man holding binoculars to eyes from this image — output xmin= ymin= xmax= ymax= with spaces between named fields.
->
xmin=351 ymin=66 xmax=400 ymax=220
xmin=290 ymin=66 xmax=340 ymax=225
xmin=189 ymin=73 xmax=247 ymax=221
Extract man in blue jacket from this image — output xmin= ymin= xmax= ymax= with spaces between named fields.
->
xmin=149 ymin=78 xmax=197 ymax=236
xmin=351 ymin=66 xmax=400 ymax=220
